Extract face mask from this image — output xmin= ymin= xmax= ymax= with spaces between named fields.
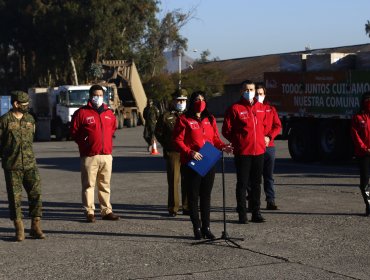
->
xmin=91 ymin=96 xmax=104 ymax=107
xmin=243 ymin=91 xmax=255 ymax=101
xmin=17 ymin=103 xmax=29 ymax=114
xmin=364 ymin=100 xmax=370 ymax=112
xmin=176 ymin=102 xmax=186 ymax=112
xmin=194 ymin=100 xmax=206 ymax=113
xmin=257 ymin=95 xmax=265 ymax=103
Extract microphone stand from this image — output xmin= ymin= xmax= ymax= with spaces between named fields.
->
xmin=193 ymin=151 xmax=244 ymax=248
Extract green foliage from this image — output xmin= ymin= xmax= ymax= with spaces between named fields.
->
xmin=366 ymin=20 xmax=370 ymax=38
xmin=144 ymin=73 xmax=176 ymax=101
xmin=0 ymin=0 xmax=190 ymax=92
xmin=181 ymin=66 xmax=226 ymax=98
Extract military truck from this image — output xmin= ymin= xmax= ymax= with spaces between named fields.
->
xmin=100 ymin=60 xmax=147 ymax=128
xmin=264 ymin=52 xmax=370 ymax=161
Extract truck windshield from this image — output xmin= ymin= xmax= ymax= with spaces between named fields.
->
xmin=67 ymin=90 xmax=110 ymax=106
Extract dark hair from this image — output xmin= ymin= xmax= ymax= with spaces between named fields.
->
xmin=185 ymin=90 xmax=214 ymax=122
xmin=255 ymin=82 xmax=266 ymax=94
xmin=89 ymin=84 xmax=105 ymax=97
xmin=361 ymin=91 xmax=370 ymax=111
xmin=240 ymin=79 xmax=255 ymax=89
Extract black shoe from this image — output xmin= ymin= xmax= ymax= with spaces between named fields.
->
xmin=238 ymin=213 xmax=248 ymax=224
xmin=251 ymin=212 xmax=265 ymax=223
xmin=201 ymin=227 xmax=216 ymax=240
xmin=266 ymin=201 xmax=278 ymax=210
xmin=366 ymin=205 xmax=370 ymax=216
xmin=182 ymin=209 xmax=190 ymax=216
xmin=193 ymin=228 xmax=202 ymax=240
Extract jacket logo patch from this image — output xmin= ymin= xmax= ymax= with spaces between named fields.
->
xmin=105 ymin=116 xmax=111 ymax=120
xmin=86 ymin=116 xmax=95 ymax=124
xmin=189 ymin=121 xmax=200 ymax=129
xmin=239 ymin=111 xmax=248 ymax=120
xmin=256 ymin=110 xmax=265 ymax=113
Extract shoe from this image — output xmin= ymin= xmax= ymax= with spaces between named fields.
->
xmin=169 ymin=212 xmax=177 ymax=217
xmin=182 ymin=209 xmax=190 ymax=215
xmin=238 ymin=213 xmax=248 ymax=224
xmin=86 ymin=214 xmax=96 ymax=223
xmin=251 ymin=212 xmax=265 ymax=223
xmin=266 ymin=201 xmax=278 ymax=210
xmin=366 ymin=205 xmax=370 ymax=216
xmin=201 ymin=227 xmax=216 ymax=240
xmin=102 ymin=212 xmax=120 ymax=221
xmin=30 ymin=217 xmax=46 ymax=239
xmin=14 ymin=219 xmax=25 ymax=242
xmin=193 ymin=227 xmax=202 ymax=240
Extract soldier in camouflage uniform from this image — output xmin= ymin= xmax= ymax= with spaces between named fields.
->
xmin=143 ymin=99 xmax=160 ymax=150
xmin=0 ymin=91 xmax=45 ymax=241
xmin=155 ymin=89 xmax=189 ymax=216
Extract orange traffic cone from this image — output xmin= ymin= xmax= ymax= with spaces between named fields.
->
xmin=151 ymin=140 xmax=160 ymax=155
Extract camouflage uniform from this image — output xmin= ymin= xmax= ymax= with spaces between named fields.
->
xmin=155 ymin=90 xmax=188 ymax=215
xmin=143 ymin=101 xmax=160 ymax=145
xmin=0 ymin=92 xmax=42 ymax=220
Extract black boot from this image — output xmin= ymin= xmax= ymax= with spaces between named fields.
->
xmin=251 ymin=211 xmax=265 ymax=223
xmin=238 ymin=212 xmax=248 ymax=224
xmin=193 ymin=227 xmax=202 ymax=240
xmin=360 ymin=186 xmax=370 ymax=216
xmin=201 ymin=227 xmax=216 ymax=240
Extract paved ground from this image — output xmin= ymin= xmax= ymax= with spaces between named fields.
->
xmin=0 ymin=124 xmax=369 ymax=280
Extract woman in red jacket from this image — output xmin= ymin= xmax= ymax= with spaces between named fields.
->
xmin=173 ymin=91 xmax=232 ymax=240
xmin=351 ymin=91 xmax=370 ymax=216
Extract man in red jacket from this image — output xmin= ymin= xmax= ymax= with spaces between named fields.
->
xmin=256 ymin=83 xmax=282 ymax=210
xmin=70 ymin=84 xmax=119 ymax=223
xmin=222 ymin=80 xmax=267 ymax=224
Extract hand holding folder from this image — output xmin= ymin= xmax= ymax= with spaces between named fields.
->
xmin=187 ymin=142 xmax=222 ymax=177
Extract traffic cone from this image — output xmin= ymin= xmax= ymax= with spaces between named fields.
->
xmin=151 ymin=140 xmax=160 ymax=155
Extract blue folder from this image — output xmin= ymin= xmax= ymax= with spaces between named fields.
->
xmin=187 ymin=142 xmax=222 ymax=177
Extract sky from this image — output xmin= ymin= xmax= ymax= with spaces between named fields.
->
xmin=159 ymin=0 xmax=370 ymax=60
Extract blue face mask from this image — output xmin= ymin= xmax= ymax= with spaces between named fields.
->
xmin=243 ymin=91 xmax=255 ymax=100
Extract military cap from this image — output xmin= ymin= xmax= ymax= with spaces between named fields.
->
xmin=172 ymin=89 xmax=188 ymax=100
xmin=11 ymin=91 xmax=29 ymax=103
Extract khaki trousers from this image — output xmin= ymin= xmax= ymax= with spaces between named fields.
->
xmin=81 ymin=155 xmax=113 ymax=216
xmin=166 ymin=151 xmax=188 ymax=214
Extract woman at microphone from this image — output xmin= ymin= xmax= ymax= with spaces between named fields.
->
xmin=173 ymin=91 xmax=232 ymax=240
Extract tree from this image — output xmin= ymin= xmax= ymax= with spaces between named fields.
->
xmin=366 ymin=20 xmax=370 ymax=38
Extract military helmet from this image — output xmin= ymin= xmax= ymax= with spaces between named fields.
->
xmin=172 ymin=89 xmax=188 ymax=100
xmin=11 ymin=91 xmax=29 ymax=104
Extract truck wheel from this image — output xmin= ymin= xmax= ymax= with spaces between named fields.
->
xmin=126 ymin=117 xmax=133 ymax=128
xmin=318 ymin=120 xmax=352 ymax=160
xmin=55 ymin=123 xmax=66 ymax=141
xmin=288 ymin=125 xmax=318 ymax=162
xmin=132 ymin=111 xmax=138 ymax=127
xmin=118 ymin=113 xmax=124 ymax=129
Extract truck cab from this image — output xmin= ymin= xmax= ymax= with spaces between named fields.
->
xmin=51 ymin=85 xmax=109 ymax=140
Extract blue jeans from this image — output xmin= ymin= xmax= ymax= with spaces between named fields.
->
xmin=263 ymin=146 xmax=276 ymax=202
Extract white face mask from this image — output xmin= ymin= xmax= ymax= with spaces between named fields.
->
xmin=176 ymin=102 xmax=186 ymax=112
xmin=257 ymin=95 xmax=265 ymax=103
xmin=243 ymin=91 xmax=255 ymax=101
xmin=91 ymin=96 xmax=104 ymax=107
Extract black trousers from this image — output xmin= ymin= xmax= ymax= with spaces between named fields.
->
xmin=181 ymin=164 xmax=215 ymax=229
xmin=359 ymin=156 xmax=370 ymax=189
xmin=358 ymin=156 xmax=370 ymax=207
xmin=234 ymin=154 xmax=264 ymax=214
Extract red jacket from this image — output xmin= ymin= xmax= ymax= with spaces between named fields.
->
xmin=173 ymin=114 xmax=226 ymax=164
xmin=264 ymin=102 xmax=282 ymax=147
xmin=222 ymin=97 xmax=267 ymax=156
xmin=351 ymin=112 xmax=370 ymax=157
xmin=70 ymin=101 xmax=117 ymax=157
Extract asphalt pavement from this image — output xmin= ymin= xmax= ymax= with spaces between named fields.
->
xmin=0 ymin=124 xmax=369 ymax=280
